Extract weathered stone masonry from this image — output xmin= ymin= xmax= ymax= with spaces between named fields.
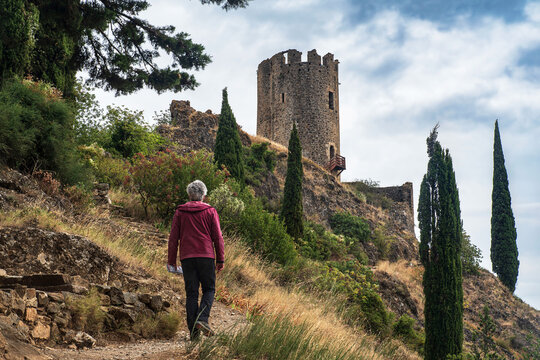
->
xmin=257 ymin=49 xmax=341 ymax=169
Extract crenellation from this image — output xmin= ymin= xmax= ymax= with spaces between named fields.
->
xmin=287 ymin=49 xmax=302 ymax=63
xmin=323 ymin=53 xmax=334 ymax=67
xmin=307 ymin=49 xmax=321 ymax=65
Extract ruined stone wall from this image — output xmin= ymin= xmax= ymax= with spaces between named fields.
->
xmin=371 ymin=182 xmax=414 ymax=211
xmin=257 ymin=49 xmax=340 ymax=168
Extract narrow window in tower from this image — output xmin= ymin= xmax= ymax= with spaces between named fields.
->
xmin=330 ymin=145 xmax=335 ymax=160
xmin=281 ymin=93 xmax=285 ymax=103
xmin=329 ymin=91 xmax=334 ymax=110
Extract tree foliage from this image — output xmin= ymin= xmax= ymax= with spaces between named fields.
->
xmin=214 ymin=88 xmax=245 ymax=184
xmin=490 ymin=120 xmax=518 ymax=292
xmin=462 ymin=228 xmax=482 ymax=275
xmin=280 ymin=123 xmax=304 ymax=239
xmin=418 ymin=125 xmax=463 ymax=360
xmin=0 ymin=0 xmax=250 ymax=96
xmin=0 ymin=78 xmax=89 ymax=185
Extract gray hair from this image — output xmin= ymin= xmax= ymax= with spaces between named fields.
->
xmin=187 ymin=180 xmax=207 ymax=201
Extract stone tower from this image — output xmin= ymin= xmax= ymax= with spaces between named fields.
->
xmin=257 ymin=49 xmax=344 ymax=175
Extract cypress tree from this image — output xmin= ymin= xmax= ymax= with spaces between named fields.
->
xmin=490 ymin=120 xmax=519 ymax=292
xmin=280 ymin=123 xmax=303 ymax=238
xmin=214 ymin=88 xmax=245 ymax=184
xmin=418 ymin=125 xmax=463 ymax=360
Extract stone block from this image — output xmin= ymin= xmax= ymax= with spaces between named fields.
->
xmin=109 ymin=307 xmax=137 ymax=324
xmin=14 ymin=284 xmax=27 ymax=298
xmin=17 ymin=320 xmax=29 ymax=337
xmin=123 ymin=292 xmax=138 ymax=305
xmin=7 ymin=312 xmax=19 ymax=325
xmin=46 ymin=302 xmax=61 ymax=315
xmin=11 ymin=294 xmax=25 ymax=317
xmin=109 ymin=287 xmax=124 ymax=306
xmin=150 ymin=295 xmax=163 ymax=312
xmin=25 ymin=307 xmax=38 ymax=323
xmin=73 ymin=331 xmax=96 ymax=349
xmin=47 ymin=292 xmax=64 ymax=303
xmin=71 ymin=285 xmax=88 ymax=295
xmin=0 ymin=290 xmax=11 ymax=307
xmin=138 ymin=293 xmax=151 ymax=304
xmin=37 ymin=291 xmax=49 ymax=307
xmin=25 ymin=289 xmax=38 ymax=308
xmin=22 ymin=274 xmax=71 ymax=288
xmin=31 ymin=321 xmax=50 ymax=339
xmin=53 ymin=313 xmax=70 ymax=328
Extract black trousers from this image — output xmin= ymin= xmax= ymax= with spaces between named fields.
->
xmin=181 ymin=257 xmax=216 ymax=333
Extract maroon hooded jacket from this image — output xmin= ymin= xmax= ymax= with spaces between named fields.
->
xmin=167 ymin=201 xmax=224 ymax=266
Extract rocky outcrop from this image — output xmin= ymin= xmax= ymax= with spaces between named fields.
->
xmin=157 ymin=100 xmax=251 ymax=155
xmin=0 ymin=227 xmax=123 ymax=285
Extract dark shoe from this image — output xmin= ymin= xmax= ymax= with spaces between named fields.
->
xmin=195 ymin=321 xmax=215 ymax=337
xmin=190 ymin=327 xmax=201 ymax=341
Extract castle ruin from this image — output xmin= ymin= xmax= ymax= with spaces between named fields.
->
xmin=257 ymin=49 xmax=345 ymax=176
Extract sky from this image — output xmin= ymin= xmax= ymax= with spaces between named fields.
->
xmin=92 ymin=0 xmax=540 ymax=310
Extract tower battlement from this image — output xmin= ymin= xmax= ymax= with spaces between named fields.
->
xmin=257 ymin=49 xmax=342 ymax=173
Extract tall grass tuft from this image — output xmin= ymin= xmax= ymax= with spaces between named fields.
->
xmin=198 ymin=315 xmax=357 ymax=360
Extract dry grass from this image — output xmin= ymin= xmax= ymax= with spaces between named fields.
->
xmin=373 ymin=260 xmax=424 ymax=314
xmin=0 ymin=202 xmax=184 ymax=292
xmin=219 ymin=239 xmax=422 ymax=360
xmin=108 ymin=188 xmax=154 ymax=220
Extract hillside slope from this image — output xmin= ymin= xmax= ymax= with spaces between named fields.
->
xmin=157 ymin=100 xmax=540 ymax=358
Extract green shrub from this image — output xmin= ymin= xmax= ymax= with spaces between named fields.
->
xmin=329 ymin=212 xmax=371 ymax=242
xmin=207 ymin=183 xmax=245 ymax=231
xmin=371 ymin=226 xmax=393 ymax=259
xmin=127 ymin=149 xmax=228 ymax=219
xmin=0 ymin=78 xmax=90 ymax=185
xmin=79 ymin=144 xmax=129 ymax=187
xmin=462 ymin=229 xmax=482 ymax=275
xmin=348 ymin=241 xmax=369 ymax=265
xmin=64 ymin=183 xmax=93 ymax=209
xmin=298 ymin=221 xmax=347 ymax=261
xmin=67 ymin=288 xmax=106 ymax=336
xmin=237 ymin=196 xmax=297 ymax=265
xmin=314 ymin=260 xmax=392 ymax=336
xmin=393 ymin=314 xmax=425 ymax=353
xmin=104 ymin=105 xmax=165 ymax=158
xmin=523 ymin=332 xmax=540 ymax=360
xmin=133 ymin=312 xmax=181 ymax=339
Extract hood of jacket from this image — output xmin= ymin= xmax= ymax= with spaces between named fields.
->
xmin=177 ymin=201 xmax=213 ymax=213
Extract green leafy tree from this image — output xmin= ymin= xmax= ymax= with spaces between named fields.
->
xmin=418 ymin=125 xmax=463 ymax=360
xmin=104 ymin=105 xmax=164 ymax=158
xmin=214 ymin=88 xmax=245 ymax=183
xmin=462 ymin=228 xmax=482 ymax=275
xmin=0 ymin=0 xmax=250 ymax=96
xmin=490 ymin=120 xmax=519 ymax=292
xmin=0 ymin=78 xmax=89 ymax=185
xmin=280 ymin=123 xmax=303 ymax=239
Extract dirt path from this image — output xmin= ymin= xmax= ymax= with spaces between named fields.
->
xmin=43 ymin=301 xmax=245 ymax=360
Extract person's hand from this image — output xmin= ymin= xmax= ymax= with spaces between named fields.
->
xmin=216 ymin=262 xmax=224 ymax=273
